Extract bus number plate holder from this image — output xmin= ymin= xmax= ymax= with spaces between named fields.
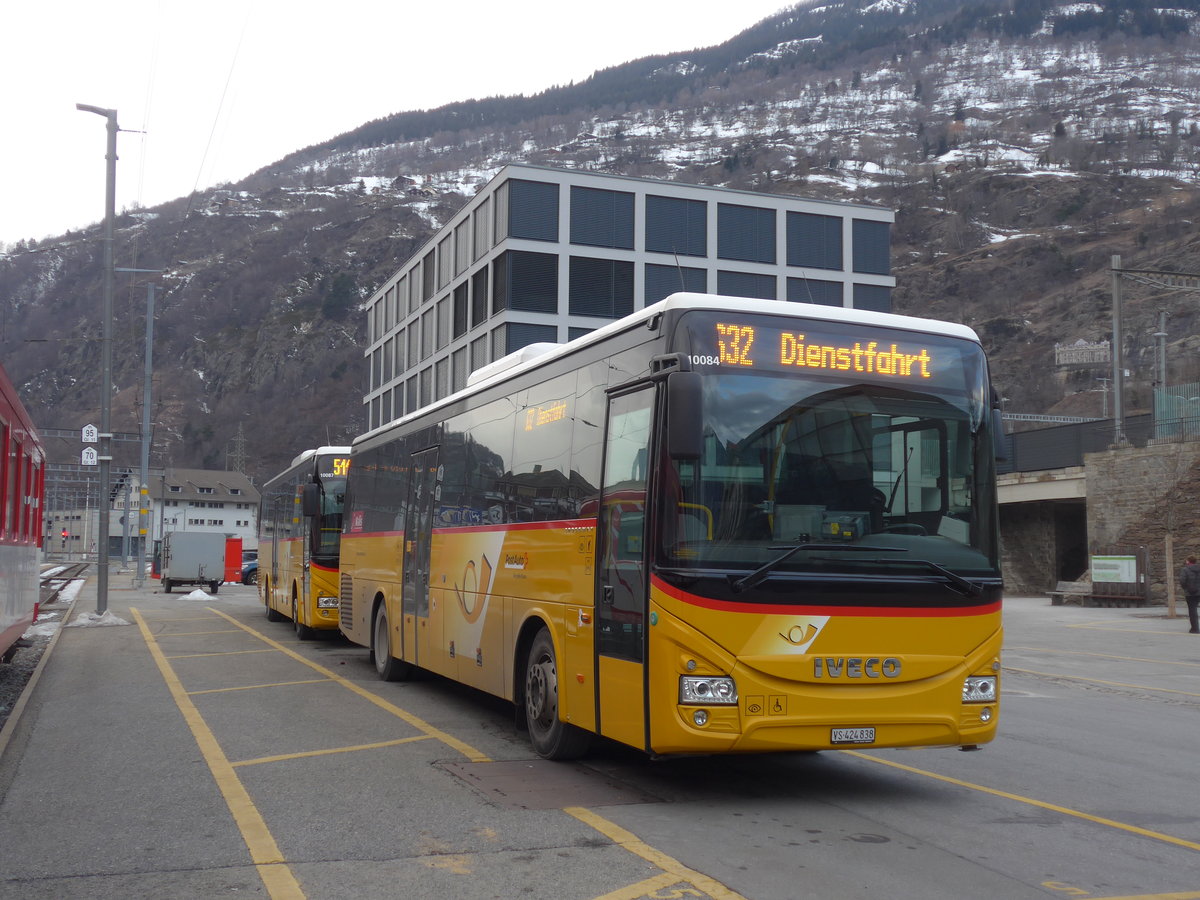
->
xmin=831 ymin=727 xmax=875 ymax=744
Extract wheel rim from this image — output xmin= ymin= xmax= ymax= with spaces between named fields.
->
xmin=526 ymin=650 xmax=556 ymax=729
xmin=374 ymin=609 xmax=388 ymax=674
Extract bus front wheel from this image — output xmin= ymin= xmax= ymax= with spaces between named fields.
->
xmin=372 ymin=603 xmax=411 ymax=682
xmin=293 ymin=597 xmax=317 ymax=640
xmin=525 ymin=629 xmax=591 ymax=760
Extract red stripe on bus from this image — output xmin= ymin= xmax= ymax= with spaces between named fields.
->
xmin=433 ymin=517 xmax=596 ymax=535
xmin=344 ymin=518 xmax=596 ymax=539
xmin=651 ymin=574 xmax=1000 ymax=617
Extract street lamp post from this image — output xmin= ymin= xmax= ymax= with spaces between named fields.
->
xmin=116 ymin=269 xmax=162 ymax=588
xmin=1110 ymin=255 xmax=1126 ymax=447
xmin=77 ymin=103 xmax=118 ymax=615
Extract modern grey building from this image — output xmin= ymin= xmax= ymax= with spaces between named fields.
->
xmin=362 ymin=164 xmax=895 ymax=431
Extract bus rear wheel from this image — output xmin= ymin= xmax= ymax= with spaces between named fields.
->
xmin=525 ymin=629 xmax=591 ymax=760
xmin=372 ymin=603 xmax=410 ymax=682
xmin=264 ymin=585 xmax=284 ymax=623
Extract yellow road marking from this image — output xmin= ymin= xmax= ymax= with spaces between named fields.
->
xmin=189 ymin=678 xmax=333 ymax=695
xmin=207 ymin=608 xmax=492 ymax=763
xmin=1007 ymin=647 xmax=1200 ymax=668
xmin=233 ymin=734 xmax=434 ymax=767
xmin=166 ymin=648 xmax=279 ymax=659
xmin=1005 ymin=665 xmax=1200 ymax=698
xmin=1066 ymin=623 xmax=1180 ymax=634
xmin=131 ymin=608 xmax=305 ymax=900
xmin=846 ymin=751 xmax=1200 ymax=853
xmin=155 ymin=629 xmax=244 ymax=636
xmin=588 ymin=871 xmax=700 ymax=900
xmin=566 ymin=807 xmax=749 ymax=900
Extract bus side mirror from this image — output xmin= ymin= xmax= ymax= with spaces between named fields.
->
xmin=992 ymin=408 xmax=1008 ymax=461
xmin=667 ymin=371 xmax=702 ymax=460
xmin=301 ymin=482 xmax=321 ymax=517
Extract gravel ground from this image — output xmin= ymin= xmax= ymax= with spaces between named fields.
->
xmin=0 ymin=592 xmax=76 ymax=736
xmin=0 ymin=630 xmax=51 ymax=735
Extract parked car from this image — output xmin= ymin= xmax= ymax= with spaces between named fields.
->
xmin=241 ymin=558 xmax=258 ymax=585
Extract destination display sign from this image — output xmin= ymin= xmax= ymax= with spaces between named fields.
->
xmin=698 ymin=322 xmax=932 ymax=378
xmin=319 ymin=456 xmax=350 ymax=480
xmin=678 ymin=312 xmax=980 ymax=392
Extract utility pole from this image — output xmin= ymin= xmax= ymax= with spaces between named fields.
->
xmin=116 ymin=270 xmax=162 ymax=588
xmin=1110 ymin=255 xmax=1125 ymax=447
xmin=77 ymin=103 xmax=119 ymax=615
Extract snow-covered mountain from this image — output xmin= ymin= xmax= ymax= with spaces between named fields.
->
xmin=4 ymin=0 xmax=1200 ymax=475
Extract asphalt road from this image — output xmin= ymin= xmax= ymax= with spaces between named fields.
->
xmin=0 ymin=584 xmax=1197 ymax=900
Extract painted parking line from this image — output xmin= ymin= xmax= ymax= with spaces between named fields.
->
xmin=208 ymin=607 xmax=491 ymax=763
xmin=1086 ymin=892 xmax=1200 ymax=899
xmin=166 ymin=648 xmax=280 ymax=659
xmin=131 ymin=607 xmax=305 ymax=900
xmin=847 ymin=750 xmax=1200 ymax=854
xmin=189 ymin=678 xmax=333 ymax=696
xmin=849 ymin=752 xmax=1200 ymax=898
xmin=1007 ymin=647 xmax=1200 ymax=669
xmin=567 ymin=807 xmax=750 ymax=900
xmin=231 ymin=734 xmax=436 ymax=768
xmin=1065 ymin=622 xmax=1183 ymax=634
xmin=211 ymin=609 xmax=749 ymax=899
xmin=1004 ymin=665 xmax=1200 ymax=698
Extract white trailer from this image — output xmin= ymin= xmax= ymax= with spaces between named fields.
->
xmin=160 ymin=532 xmax=226 ymax=594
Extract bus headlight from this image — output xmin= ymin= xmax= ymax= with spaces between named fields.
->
xmin=963 ymin=676 xmax=997 ymax=702
xmin=679 ymin=676 xmax=738 ymax=705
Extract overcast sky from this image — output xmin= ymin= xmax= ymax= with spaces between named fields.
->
xmin=2 ymin=0 xmax=792 ymax=247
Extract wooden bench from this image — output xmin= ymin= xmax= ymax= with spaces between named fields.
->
xmin=1047 ymin=581 xmax=1089 ymax=606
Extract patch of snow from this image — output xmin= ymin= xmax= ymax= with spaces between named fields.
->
xmin=66 ymin=610 xmax=131 ymax=628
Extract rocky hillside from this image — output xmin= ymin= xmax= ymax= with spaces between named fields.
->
xmin=3 ymin=0 xmax=1200 ymax=480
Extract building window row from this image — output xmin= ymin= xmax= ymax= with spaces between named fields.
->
xmin=367 ymin=278 xmax=890 ymax=430
xmin=367 ymin=253 xmax=893 ymax=391
xmin=366 ymin=177 xmax=891 ymax=345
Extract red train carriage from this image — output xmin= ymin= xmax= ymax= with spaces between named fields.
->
xmin=0 ymin=361 xmax=44 ymax=663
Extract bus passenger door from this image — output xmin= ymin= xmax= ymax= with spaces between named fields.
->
xmin=402 ymin=447 xmax=439 ymax=668
xmin=596 ymin=387 xmax=653 ymax=751
xmin=299 ymin=487 xmax=312 ymax=612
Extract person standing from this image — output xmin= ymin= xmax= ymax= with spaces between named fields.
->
xmin=1178 ymin=555 xmax=1200 ymax=634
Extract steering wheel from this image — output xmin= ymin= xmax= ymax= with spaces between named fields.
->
xmin=882 ymin=522 xmax=927 ymax=536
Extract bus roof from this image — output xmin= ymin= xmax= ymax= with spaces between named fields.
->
xmin=287 ymin=446 xmax=352 ymax=468
xmin=354 ymin=293 xmax=982 ymax=446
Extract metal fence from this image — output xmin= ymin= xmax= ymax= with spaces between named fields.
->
xmin=998 ymin=414 xmax=1154 ymax=474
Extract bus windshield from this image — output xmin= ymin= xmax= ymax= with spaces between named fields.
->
xmin=661 ymin=315 xmax=998 ymax=587
xmin=314 ymin=467 xmax=347 ymax=560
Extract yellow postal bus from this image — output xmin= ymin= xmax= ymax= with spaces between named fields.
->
xmin=339 ymin=294 xmax=1003 ymax=758
xmin=259 ymin=447 xmax=350 ymax=638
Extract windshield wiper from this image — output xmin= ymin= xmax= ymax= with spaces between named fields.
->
xmin=729 ymin=543 xmax=904 ymax=594
xmin=812 ymin=555 xmax=983 ymax=597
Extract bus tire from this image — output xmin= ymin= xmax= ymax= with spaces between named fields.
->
xmin=264 ymin=586 xmax=285 ymax=623
xmin=162 ymin=579 xmax=172 ymax=593
xmin=372 ymin=602 xmax=411 ymax=682
xmin=293 ymin=597 xmax=317 ymax=640
xmin=525 ymin=629 xmax=591 ymax=760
